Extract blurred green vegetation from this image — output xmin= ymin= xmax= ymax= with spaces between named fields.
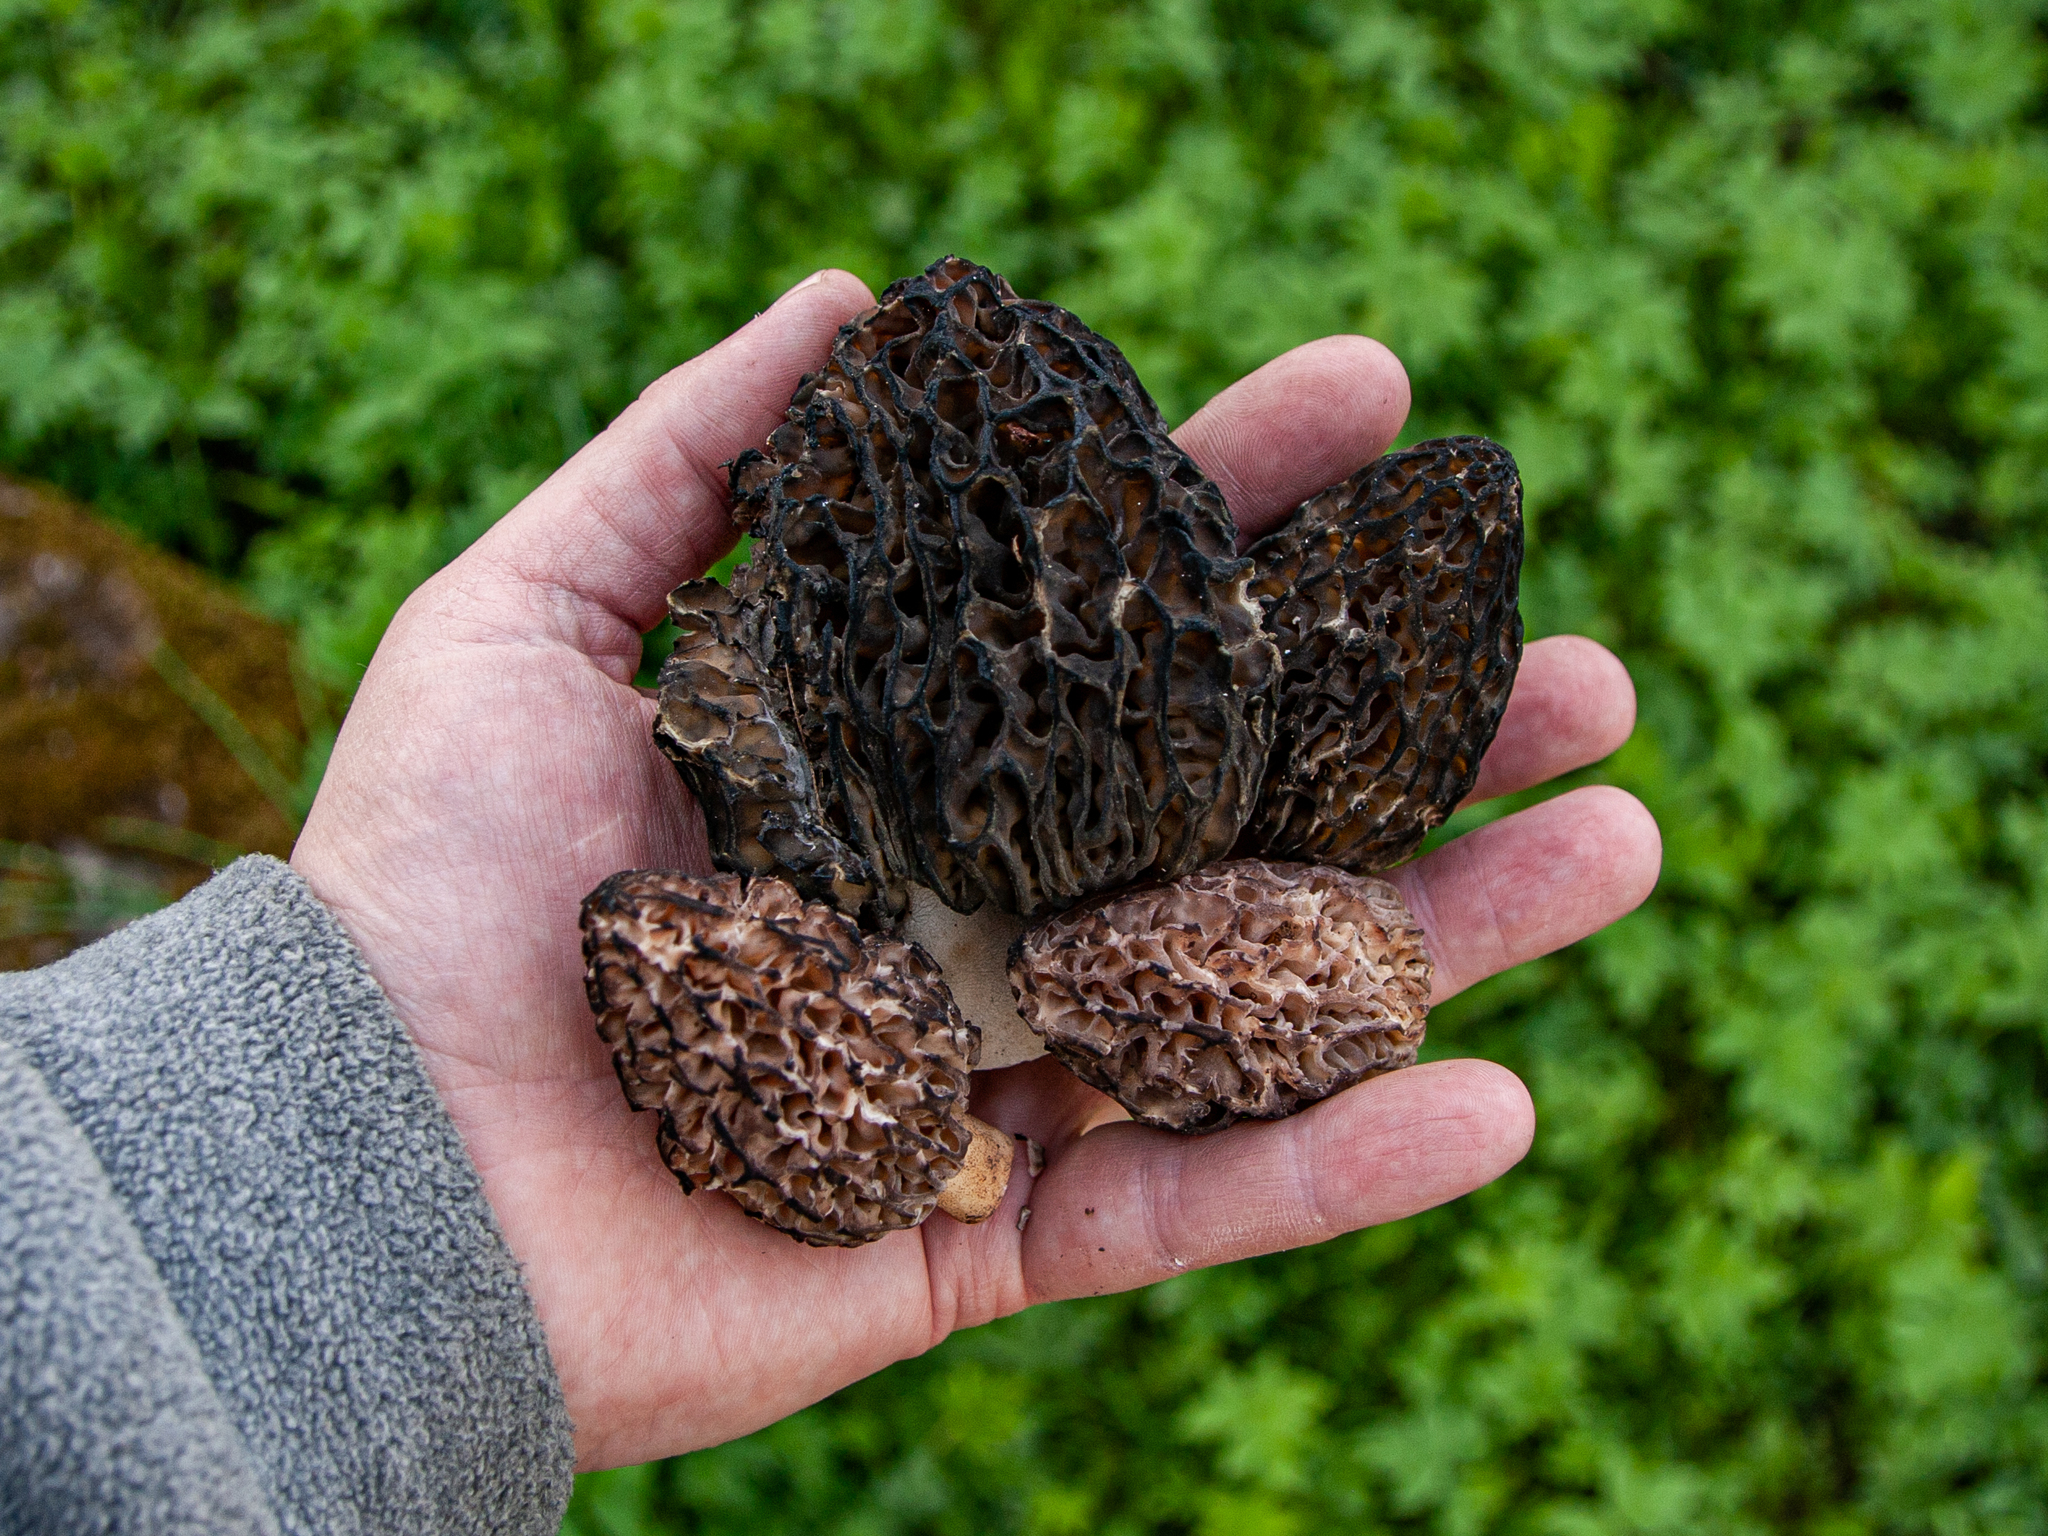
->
xmin=5 ymin=0 xmax=2047 ymax=1530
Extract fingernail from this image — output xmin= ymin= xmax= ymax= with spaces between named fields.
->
xmin=777 ymin=269 xmax=829 ymax=302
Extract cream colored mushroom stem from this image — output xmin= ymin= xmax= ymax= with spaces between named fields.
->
xmin=898 ymin=889 xmax=1035 ymax=1223
xmin=901 ymin=886 xmax=1044 ymax=1068
xmin=933 ymin=1113 xmax=1014 ymax=1223
xmin=899 ymin=890 xmax=1037 ymax=1221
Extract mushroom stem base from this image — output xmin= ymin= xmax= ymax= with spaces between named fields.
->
xmin=901 ymin=889 xmax=1043 ymax=1068
xmin=934 ymin=1114 xmax=1013 ymax=1224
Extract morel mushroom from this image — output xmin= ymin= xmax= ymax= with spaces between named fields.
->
xmin=1011 ymin=861 xmax=1431 ymax=1133
xmin=1242 ymin=437 xmax=1523 ymax=872
xmin=592 ymin=255 xmax=1524 ymax=1242
xmin=659 ymin=254 xmax=1279 ymax=928
xmin=582 ymin=869 xmax=1014 ymax=1246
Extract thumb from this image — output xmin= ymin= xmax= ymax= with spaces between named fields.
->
xmin=471 ymin=268 xmax=874 ymax=632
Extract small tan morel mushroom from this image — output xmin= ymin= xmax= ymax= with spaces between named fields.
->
xmin=582 ymin=869 xmax=1012 ymax=1246
xmin=1009 ymin=860 xmax=1432 ymax=1133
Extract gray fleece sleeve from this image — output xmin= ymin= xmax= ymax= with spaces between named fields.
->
xmin=0 ymin=856 xmax=575 ymax=1536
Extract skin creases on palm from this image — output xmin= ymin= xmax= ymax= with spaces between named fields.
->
xmin=582 ymin=256 xmax=1525 ymax=1248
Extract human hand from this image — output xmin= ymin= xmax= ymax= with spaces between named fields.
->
xmin=290 ymin=270 xmax=1660 ymax=1471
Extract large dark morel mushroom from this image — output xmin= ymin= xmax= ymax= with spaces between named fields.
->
xmin=661 ymin=256 xmax=1277 ymax=927
xmin=583 ymin=255 xmax=1524 ymax=1245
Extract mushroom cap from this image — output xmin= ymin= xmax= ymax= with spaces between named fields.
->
xmin=674 ymin=254 xmax=1278 ymax=923
xmin=655 ymin=578 xmax=883 ymax=918
xmin=581 ymin=869 xmax=980 ymax=1246
xmin=1008 ymin=859 xmax=1431 ymax=1132
xmin=1242 ymin=436 xmax=1524 ymax=872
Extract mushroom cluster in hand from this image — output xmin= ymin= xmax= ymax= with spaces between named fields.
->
xmin=583 ymin=256 xmax=1524 ymax=1246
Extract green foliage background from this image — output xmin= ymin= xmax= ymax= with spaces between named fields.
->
xmin=7 ymin=0 xmax=2048 ymax=1529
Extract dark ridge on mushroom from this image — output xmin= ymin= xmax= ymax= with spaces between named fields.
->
xmin=1241 ymin=436 xmax=1524 ymax=873
xmin=581 ymin=868 xmax=979 ymax=1246
xmin=1010 ymin=859 xmax=1431 ymax=1132
xmin=655 ymin=578 xmax=891 ymax=918
xmin=700 ymin=254 xmax=1278 ymax=922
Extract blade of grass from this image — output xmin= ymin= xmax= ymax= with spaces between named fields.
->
xmin=1 ymin=840 xmax=176 ymax=942
xmin=149 ymin=640 xmax=305 ymax=834
xmin=287 ymin=642 xmax=338 ymax=819
xmin=97 ymin=816 xmax=248 ymax=870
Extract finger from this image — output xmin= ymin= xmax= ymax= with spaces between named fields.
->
xmin=1464 ymin=636 xmax=1638 ymax=805
xmin=475 ymin=269 xmax=876 ymax=631
xmin=1171 ymin=336 xmax=1411 ymax=544
xmin=947 ymin=784 xmax=1653 ymax=1318
xmin=1019 ymin=1058 xmax=1532 ymax=1302
xmin=971 ymin=1054 xmax=1129 ymax=1153
xmin=1394 ymin=784 xmax=1661 ymax=1003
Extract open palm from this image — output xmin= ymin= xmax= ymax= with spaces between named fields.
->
xmin=291 ymin=270 xmax=1660 ymax=1472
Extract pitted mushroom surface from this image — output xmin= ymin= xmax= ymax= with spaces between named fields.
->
xmin=1243 ymin=436 xmax=1523 ymax=872
xmin=655 ymin=580 xmax=878 ymax=916
xmin=666 ymin=254 xmax=1279 ymax=925
xmin=1009 ymin=860 xmax=1432 ymax=1132
xmin=581 ymin=869 xmax=1010 ymax=1246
